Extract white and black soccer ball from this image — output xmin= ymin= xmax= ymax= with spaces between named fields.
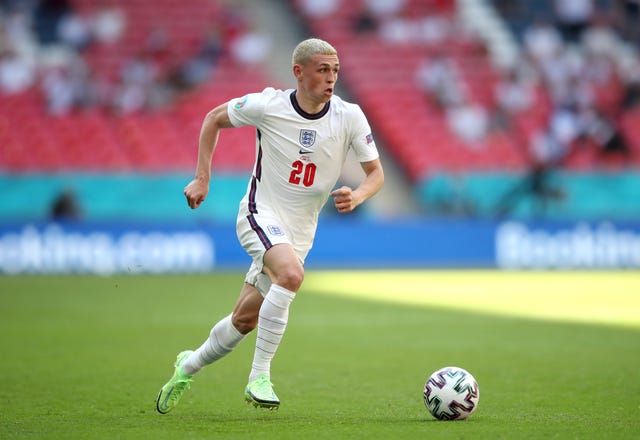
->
xmin=423 ymin=366 xmax=480 ymax=420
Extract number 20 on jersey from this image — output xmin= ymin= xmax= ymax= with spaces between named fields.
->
xmin=289 ymin=160 xmax=316 ymax=187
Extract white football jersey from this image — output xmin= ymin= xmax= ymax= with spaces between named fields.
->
xmin=227 ymin=87 xmax=379 ymax=255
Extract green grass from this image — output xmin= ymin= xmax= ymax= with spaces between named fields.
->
xmin=0 ymin=271 xmax=639 ymax=439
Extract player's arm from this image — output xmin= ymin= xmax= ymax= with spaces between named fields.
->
xmin=184 ymin=102 xmax=235 ymax=209
xmin=331 ymin=158 xmax=384 ymax=214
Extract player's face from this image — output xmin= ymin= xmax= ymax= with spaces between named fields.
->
xmin=296 ymin=54 xmax=340 ymax=107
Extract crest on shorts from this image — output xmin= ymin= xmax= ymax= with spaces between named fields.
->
xmin=299 ymin=129 xmax=316 ymax=148
xmin=267 ymin=225 xmax=284 ymax=236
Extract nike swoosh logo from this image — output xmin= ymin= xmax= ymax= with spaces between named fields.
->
xmin=299 ymin=149 xmax=314 ymax=154
xmin=157 ymin=386 xmax=174 ymax=413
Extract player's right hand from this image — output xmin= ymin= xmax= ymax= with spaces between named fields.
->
xmin=184 ymin=178 xmax=209 ymax=209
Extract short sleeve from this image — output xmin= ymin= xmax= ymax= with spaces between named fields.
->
xmin=349 ymin=104 xmax=380 ymax=163
xmin=227 ymin=87 xmax=277 ymax=128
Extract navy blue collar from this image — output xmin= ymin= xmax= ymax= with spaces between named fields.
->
xmin=290 ymin=90 xmax=330 ymax=120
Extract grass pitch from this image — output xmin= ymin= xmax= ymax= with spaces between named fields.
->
xmin=0 ymin=271 xmax=638 ymax=439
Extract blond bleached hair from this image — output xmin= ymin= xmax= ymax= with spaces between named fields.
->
xmin=292 ymin=38 xmax=337 ymax=66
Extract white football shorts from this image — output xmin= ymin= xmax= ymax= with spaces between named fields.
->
xmin=236 ymin=210 xmax=304 ymax=297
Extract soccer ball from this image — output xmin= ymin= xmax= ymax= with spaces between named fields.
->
xmin=423 ymin=366 xmax=480 ymax=420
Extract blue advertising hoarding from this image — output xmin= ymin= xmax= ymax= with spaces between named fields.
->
xmin=0 ymin=220 xmax=639 ymax=274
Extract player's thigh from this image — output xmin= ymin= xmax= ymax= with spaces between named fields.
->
xmin=236 ymin=212 xmax=304 ymax=291
xmin=263 ymin=244 xmax=304 ymax=291
xmin=231 ymin=283 xmax=263 ymax=334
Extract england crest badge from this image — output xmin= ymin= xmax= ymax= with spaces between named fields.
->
xmin=299 ymin=129 xmax=317 ymax=148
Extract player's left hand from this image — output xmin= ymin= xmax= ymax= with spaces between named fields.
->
xmin=331 ymin=186 xmax=359 ymax=214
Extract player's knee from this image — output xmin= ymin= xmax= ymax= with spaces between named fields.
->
xmin=274 ymin=266 xmax=304 ymax=292
xmin=231 ymin=310 xmax=257 ymax=334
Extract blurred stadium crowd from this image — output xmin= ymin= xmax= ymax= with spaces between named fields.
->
xmin=0 ymin=0 xmax=271 ymax=171
xmin=1 ymin=0 xmax=639 ymax=221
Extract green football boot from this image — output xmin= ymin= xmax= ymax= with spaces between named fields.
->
xmin=156 ymin=350 xmax=194 ymax=414
xmin=245 ymin=374 xmax=280 ymax=410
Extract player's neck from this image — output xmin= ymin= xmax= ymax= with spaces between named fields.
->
xmin=293 ymin=89 xmax=328 ymax=115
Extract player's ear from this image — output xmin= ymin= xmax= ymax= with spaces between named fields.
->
xmin=293 ymin=64 xmax=303 ymax=80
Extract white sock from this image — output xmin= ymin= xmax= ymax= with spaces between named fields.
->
xmin=182 ymin=314 xmax=245 ymax=376
xmin=248 ymin=284 xmax=295 ymax=382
